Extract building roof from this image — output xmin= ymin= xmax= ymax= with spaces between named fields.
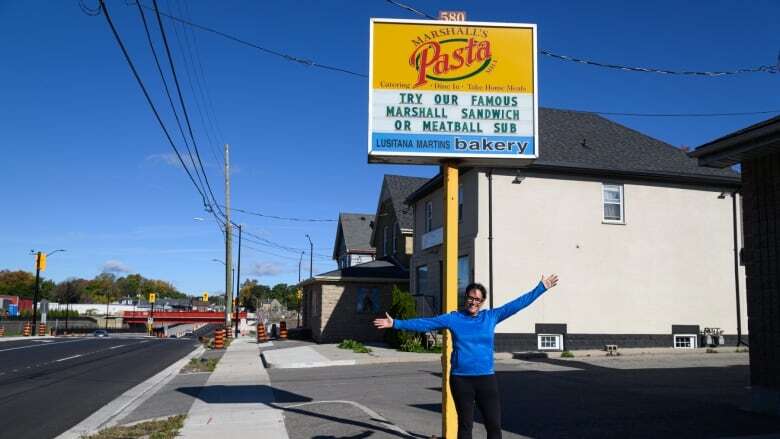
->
xmin=333 ymin=213 xmax=375 ymax=259
xmin=408 ymin=107 xmax=741 ymax=203
xmin=380 ymin=175 xmax=429 ymax=230
xmin=300 ymin=259 xmax=408 ymax=286
xmin=690 ymin=114 xmax=780 ymax=168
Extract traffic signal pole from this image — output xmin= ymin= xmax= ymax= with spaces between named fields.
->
xmin=31 ymin=252 xmax=42 ymax=336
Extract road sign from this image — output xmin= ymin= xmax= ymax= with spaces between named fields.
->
xmin=369 ymin=18 xmax=538 ymax=165
xmin=296 ymin=288 xmax=303 ymax=301
xmin=148 ymin=293 xmax=156 ymax=304
xmin=202 ymin=292 xmax=209 ymax=302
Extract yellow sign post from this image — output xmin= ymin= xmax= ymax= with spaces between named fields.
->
xmin=202 ymin=292 xmax=209 ymax=302
xmin=148 ymin=293 xmax=156 ymax=304
xmin=441 ymin=163 xmax=459 ymax=438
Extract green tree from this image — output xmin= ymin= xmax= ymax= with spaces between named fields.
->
xmin=0 ymin=270 xmax=37 ymax=298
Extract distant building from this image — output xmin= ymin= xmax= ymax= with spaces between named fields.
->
xmin=332 ymin=213 xmax=376 ymax=269
xmin=301 ymin=260 xmax=408 ymax=343
xmin=370 ymin=175 xmax=428 ymax=269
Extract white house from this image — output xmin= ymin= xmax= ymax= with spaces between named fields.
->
xmin=406 ymin=108 xmax=746 ymax=352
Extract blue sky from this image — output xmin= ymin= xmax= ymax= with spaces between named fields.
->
xmin=1 ymin=0 xmax=778 ymax=296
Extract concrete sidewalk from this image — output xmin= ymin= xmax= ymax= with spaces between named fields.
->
xmin=261 ymin=341 xmax=446 ymax=369
xmin=178 ymin=336 xmax=289 ymax=438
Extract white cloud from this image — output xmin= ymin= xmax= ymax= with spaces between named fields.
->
xmin=145 ymin=153 xmax=183 ymax=168
xmin=248 ymin=261 xmax=284 ymax=277
xmin=102 ymin=260 xmax=131 ymax=274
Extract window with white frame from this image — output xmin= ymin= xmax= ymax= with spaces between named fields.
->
xmin=537 ymin=334 xmax=563 ymax=350
xmin=425 ymin=201 xmax=433 ymax=232
xmin=383 ymin=225 xmax=388 ymax=257
xmin=674 ymin=334 xmax=697 ymax=349
xmin=603 ymin=184 xmax=624 ymax=223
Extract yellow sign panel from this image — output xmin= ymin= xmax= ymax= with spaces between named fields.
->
xmin=202 ymin=292 xmax=209 ymax=302
xmin=36 ymin=253 xmax=47 ymax=272
xmin=372 ymin=20 xmax=534 ymax=92
xmin=148 ymin=293 xmax=156 ymax=304
xmin=296 ymin=288 xmax=303 ymax=300
xmin=369 ymin=19 xmax=538 ymax=165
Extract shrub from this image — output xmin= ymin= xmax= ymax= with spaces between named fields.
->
xmin=384 ymin=286 xmax=416 ymax=349
xmin=399 ymin=335 xmax=423 ymax=352
xmin=338 ymin=339 xmax=372 ymax=353
xmin=560 ymin=350 xmax=574 ymax=358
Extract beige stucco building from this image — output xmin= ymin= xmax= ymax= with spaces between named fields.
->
xmin=407 ymin=108 xmax=746 ymax=352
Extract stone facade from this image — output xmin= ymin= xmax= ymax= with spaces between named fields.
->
xmin=304 ymin=281 xmax=405 ymax=343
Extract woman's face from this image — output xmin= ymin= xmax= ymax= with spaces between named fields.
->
xmin=464 ymin=289 xmax=484 ymax=316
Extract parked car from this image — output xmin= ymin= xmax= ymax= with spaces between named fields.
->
xmin=93 ymin=329 xmax=109 ymax=337
xmin=183 ymin=330 xmax=195 ymax=337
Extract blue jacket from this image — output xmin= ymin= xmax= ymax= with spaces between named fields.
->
xmin=393 ymin=282 xmax=547 ymax=376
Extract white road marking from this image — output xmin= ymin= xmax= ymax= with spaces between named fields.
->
xmin=0 ymin=338 xmax=90 ymax=353
xmin=109 ymin=344 xmax=127 ymax=350
xmin=281 ymin=400 xmax=413 ymax=437
xmin=55 ymin=354 xmax=83 ymax=362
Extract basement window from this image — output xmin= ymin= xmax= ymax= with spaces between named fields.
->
xmin=537 ymin=334 xmax=563 ymax=351
xmin=674 ymin=334 xmax=697 ymax=349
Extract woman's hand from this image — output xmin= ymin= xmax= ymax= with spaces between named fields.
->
xmin=542 ymin=274 xmax=559 ymax=290
xmin=373 ymin=312 xmax=394 ymax=329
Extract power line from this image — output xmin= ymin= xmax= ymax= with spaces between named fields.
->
xmin=98 ymin=0 xmax=209 ymax=208
xmin=169 ymin=0 xmax=225 ymax=173
xmin=134 ymin=0 xmax=210 ymax=206
xmin=226 ymin=205 xmax=336 ymax=223
xmin=150 ymin=0 xmax=226 ymax=219
xmin=569 ymin=108 xmax=780 ymax=118
xmin=385 ymin=0 xmax=778 ymax=76
xmin=134 ymin=1 xmax=367 ymax=78
xmin=125 ymin=2 xmax=778 ymax=118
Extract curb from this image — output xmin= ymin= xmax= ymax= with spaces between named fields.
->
xmin=56 ymin=344 xmax=205 ymax=439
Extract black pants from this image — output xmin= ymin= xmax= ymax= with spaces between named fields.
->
xmin=450 ymin=374 xmax=502 ymax=439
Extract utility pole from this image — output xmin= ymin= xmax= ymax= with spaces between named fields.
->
xmin=298 ymin=251 xmax=303 ymax=283
xmin=31 ymin=252 xmax=42 ymax=336
xmin=224 ymin=143 xmax=233 ymax=329
xmin=235 ymin=224 xmax=242 ymax=337
xmin=305 ymin=234 xmax=313 ymax=279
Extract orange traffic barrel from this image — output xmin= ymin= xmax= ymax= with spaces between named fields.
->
xmin=0 ymin=326 xmax=5 ymax=337
xmin=279 ymin=321 xmax=288 ymax=340
xmin=214 ymin=328 xmax=225 ymax=349
xmin=38 ymin=323 xmax=47 ymax=336
xmin=257 ymin=323 xmax=269 ymax=343
xmin=23 ymin=322 xmax=32 ymax=336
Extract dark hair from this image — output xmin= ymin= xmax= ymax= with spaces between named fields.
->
xmin=464 ymin=283 xmax=487 ymax=300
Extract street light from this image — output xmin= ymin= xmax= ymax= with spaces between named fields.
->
xmin=28 ymin=249 xmax=66 ymax=335
xmin=305 ymin=234 xmax=313 ymax=279
xmin=212 ymin=259 xmax=235 ymax=303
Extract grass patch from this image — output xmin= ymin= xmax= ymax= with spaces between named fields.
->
xmin=735 ymin=347 xmax=749 ymax=353
xmin=560 ymin=350 xmax=575 ymax=358
xmin=84 ymin=414 xmax=185 ymax=439
xmin=182 ymin=357 xmax=219 ymax=373
xmin=706 ymin=348 xmax=719 ymax=354
xmin=338 ymin=339 xmax=372 ymax=353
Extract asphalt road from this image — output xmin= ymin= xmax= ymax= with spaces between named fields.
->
xmin=268 ymin=357 xmax=780 ymax=439
xmin=0 ymin=336 xmax=199 ymax=439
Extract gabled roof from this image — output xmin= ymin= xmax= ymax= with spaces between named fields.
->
xmin=300 ymin=259 xmax=409 ymax=286
xmin=332 ymin=213 xmax=375 ymax=259
xmin=408 ymin=108 xmax=740 ymax=203
xmin=380 ymin=175 xmax=428 ymax=230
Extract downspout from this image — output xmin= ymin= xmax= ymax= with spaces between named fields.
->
xmin=732 ymin=191 xmax=747 ymax=347
xmin=488 ymin=169 xmax=494 ymax=310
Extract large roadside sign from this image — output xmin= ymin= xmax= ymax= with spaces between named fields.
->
xmin=368 ymin=18 xmax=538 ymax=165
